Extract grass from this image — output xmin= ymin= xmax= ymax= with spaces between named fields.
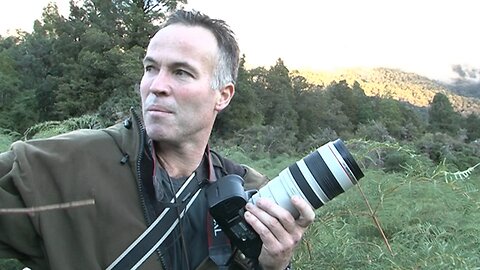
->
xmin=2 ymin=135 xmax=479 ymax=269
xmin=291 ymin=170 xmax=480 ymax=269
xmin=219 ymin=145 xmax=480 ymax=269
xmin=0 ymin=134 xmax=13 ymax=152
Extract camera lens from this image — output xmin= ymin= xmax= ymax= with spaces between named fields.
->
xmin=250 ymin=139 xmax=364 ymax=218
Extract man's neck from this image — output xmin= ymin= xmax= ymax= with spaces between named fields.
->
xmin=153 ymin=141 xmax=207 ymax=179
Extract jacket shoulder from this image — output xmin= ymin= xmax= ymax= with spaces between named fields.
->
xmin=210 ymin=150 xmax=269 ymax=190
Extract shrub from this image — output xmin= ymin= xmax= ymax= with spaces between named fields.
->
xmin=383 ymin=150 xmax=412 ymax=173
xmin=23 ymin=114 xmax=105 ymax=140
xmin=216 ymin=124 xmax=298 ymax=157
xmin=0 ymin=134 xmax=12 ymax=152
xmin=0 ymin=128 xmax=20 ymax=152
xmin=355 ymin=121 xmax=395 ymax=143
xmin=0 ymin=259 xmax=24 ymax=270
xmin=296 ymin=127 xmax=338 ymax=154
xmin=415 ymin=132 xmax=480 ymax=170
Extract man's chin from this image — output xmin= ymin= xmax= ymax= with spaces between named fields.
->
xmin=145 ymin=126 xmax=169 ymax=140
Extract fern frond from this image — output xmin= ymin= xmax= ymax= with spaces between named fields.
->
xmin=444 ymin=163 xmax=480 ymax=182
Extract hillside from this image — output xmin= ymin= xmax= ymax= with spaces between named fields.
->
xmin=444 ymin=79 xmax=480 ymax=99
xmin=294 ymin=67 xmax=480 ymax=115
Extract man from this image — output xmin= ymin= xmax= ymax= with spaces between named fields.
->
xmin=0 ymin=10 xmax=314 ymax=269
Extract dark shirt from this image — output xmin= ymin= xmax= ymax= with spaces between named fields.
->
xmin=152 ymin=156 xmax=210 ymax=270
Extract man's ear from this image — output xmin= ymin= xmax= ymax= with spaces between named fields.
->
xmin=215 ymin=83 xmax=235 ymax=112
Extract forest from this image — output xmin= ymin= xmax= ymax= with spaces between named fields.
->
xmin=1 ymin=0 xmax=480 ymax=269
xmin=1 ymin=0 xmax=480 ymax=151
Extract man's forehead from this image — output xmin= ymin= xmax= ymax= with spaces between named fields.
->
xmin=143 ymin=24 xmax=219 ymax=74
xmin=145 ymin=24 xmax=219 ymax=63
xmin=151 ymin=24 xmax=217 ymax=47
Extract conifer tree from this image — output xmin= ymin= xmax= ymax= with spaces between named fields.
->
xmin=263 ymin=59 xmax=298 ymax=134
xmin=215 ymin=56 xmax=263 ymax=136
xmin=428 ymin=93 xmax=461 ymax=134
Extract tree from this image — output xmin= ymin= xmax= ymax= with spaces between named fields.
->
xmin=428 ymin=93 xmax=461 ymax=135
xmin=115 ymin=0 xmax=186 ymax=49
xmin=291 ymin=74 xmax=316 ymax=141
xmin=0 ymin=51 xmax=20 ymax=110
xmin=215 ymin=55 xmax=263 ymax=136
xmin=40 ymin=0 xmax=183 ymax=120
xmin=463 ymin=113 xmax=480 ymax=141
xmin=262 ymin=59 xmax=298 ymax=133
xmin=0 ymin=49 xmax=23 ymax=130
xmin=351 ymin=81 xmax=375 ymax=124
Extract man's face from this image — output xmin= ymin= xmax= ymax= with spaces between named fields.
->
xmin=140 ymin=24 xmax=230 ymax=145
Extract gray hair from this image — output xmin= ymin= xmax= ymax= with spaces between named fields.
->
xmin=160 ymin=10 xmax=240 ymax=90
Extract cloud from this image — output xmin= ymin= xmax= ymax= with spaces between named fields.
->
xmin=467 ymin=69 xmax=479 ymax=79
xmin=452 ymin=65 xmax=467 ymax=78
xmin=451 ymin=65 xmax=479 ymax=80
xmin=448 ymin=64 xmax=480 ymax=99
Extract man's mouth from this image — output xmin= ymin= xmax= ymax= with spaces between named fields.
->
xmin=147 ymin=105 xmax=173 ymax=114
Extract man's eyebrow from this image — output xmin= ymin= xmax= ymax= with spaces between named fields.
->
xmin=142 ymin=58 xmax=199 ymax=76
xmin=171 ymin=61 xmax=196 ymax=70
xmin=171 ymin=61 xmax=200 ymax=76
xmin=142 ymin=56 xmax=156 ymax=65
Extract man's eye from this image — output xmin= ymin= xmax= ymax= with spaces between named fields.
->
xmin=144 ymin=65 xmax=155 ymax=72
xmin=174 ymin=69 xmax=192 ymax=78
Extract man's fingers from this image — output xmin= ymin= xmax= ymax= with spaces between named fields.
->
xmin=291 ymin=196 xmax=315 ymax=228
xmin=244 ymin=205 xmax=282 ymax=247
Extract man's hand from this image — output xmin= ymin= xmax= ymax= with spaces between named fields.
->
xmin=244 ymin=196 xmax=315 ymax=270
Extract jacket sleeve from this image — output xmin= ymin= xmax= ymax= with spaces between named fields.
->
xmin=241 ymin=165 xmax=269 ymax=191
xmin=0 ymin=149 xmax=44 ymax=263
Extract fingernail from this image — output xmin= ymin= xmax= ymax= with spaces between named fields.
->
xmin=255 ymin=199 xmax=263 ymax=207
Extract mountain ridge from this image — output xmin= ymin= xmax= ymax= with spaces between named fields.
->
xmin=293 ymin=67 xmax=480 ymax=115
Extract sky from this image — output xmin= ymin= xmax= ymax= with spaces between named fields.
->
xmin=1 ymin=0 xmax=479 ymax=82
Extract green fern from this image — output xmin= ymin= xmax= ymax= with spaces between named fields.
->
xmin=23 ymin=114 xmax=104 ymax=140
xmin=444 ymin=162 xmax=480 ymax=182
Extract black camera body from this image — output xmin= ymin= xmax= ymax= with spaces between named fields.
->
xmin=205 ymin=174 xmax=262 ymax=259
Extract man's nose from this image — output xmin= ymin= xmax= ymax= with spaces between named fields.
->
xmin=149 ymin=71 xmax=171 ymax=95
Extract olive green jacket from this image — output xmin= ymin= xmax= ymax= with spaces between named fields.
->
xmin=0 ymin=111 xmax=268 ymax=270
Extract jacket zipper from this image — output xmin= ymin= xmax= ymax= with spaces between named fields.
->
xmin=131 ymin=109 xmax=169 ymax=270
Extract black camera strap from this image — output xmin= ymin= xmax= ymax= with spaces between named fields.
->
xmin=107 ymin=146 xmax=236 ymax=270
xmin=205 ymin=149 xmax=234 ymax=268
xmin=207 ymin=210 xmax=233 ymax=268
xmin=106 ymin=171 xmax=203 ymax=270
